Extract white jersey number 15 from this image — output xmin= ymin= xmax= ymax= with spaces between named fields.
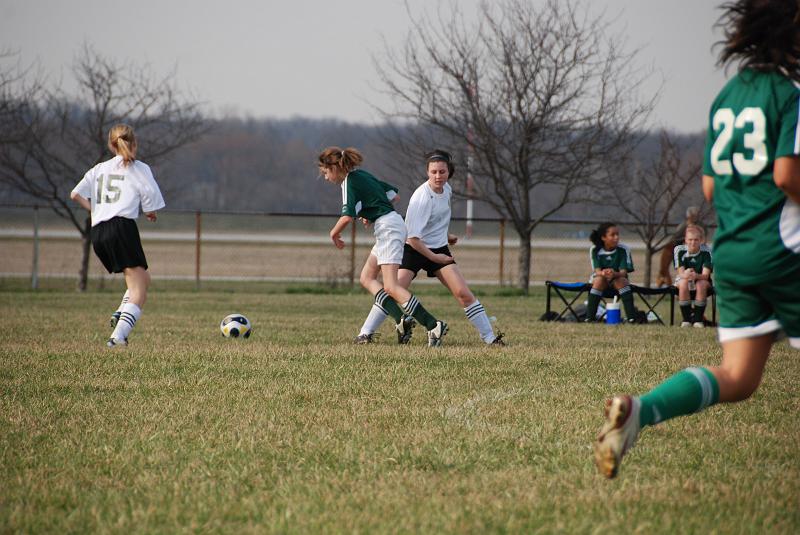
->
xmin=95 ymin=174 xmax=125 ymax=204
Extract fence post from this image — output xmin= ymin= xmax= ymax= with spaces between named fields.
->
xmin=499 ymin=218 xmax=505 ymax=286
xmin=31 ymin=205 xmax=39 ymax=290
xmin=350 ymin=219 xmax=357 ymax=286
xmin=195 ymin=210 xmax=202 ymax=290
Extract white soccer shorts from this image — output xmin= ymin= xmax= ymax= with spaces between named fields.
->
xmin=370 ymin=211 xmax=406 ymax=265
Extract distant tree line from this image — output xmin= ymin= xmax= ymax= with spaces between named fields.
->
xmin=0 ymin=0 xmax=712 ymax=292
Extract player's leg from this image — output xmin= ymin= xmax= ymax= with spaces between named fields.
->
xmin=436 ymin=264 xmax=501 ymax=344
xmin=693 ymin=279 xmax=710 ymax=327
xmin=677 ymin=278 xmax=693 ymax=326
xmin=355 ymin=254 xmax=390 ymax=343
xmin=108 ymin=266 xmax=150 ymax=346
xmin=586 ymin=276 xmax=608 ymax=322
xmin=109 ymin=289 xmax=130 ymax=328
xmin=613 ymin=276 xmax=636 ymax=322
xmin=394 ymin=268 xmax=417 ymax=344
xmin=594 ymin=278 xmax=780 ymax=478
xmin=382 ymin=263 xmax=447 ymax=346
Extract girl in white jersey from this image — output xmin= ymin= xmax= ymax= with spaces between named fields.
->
xmin=355 ymin=150 xmax=504 ymax=346
xmin=70 ymin=124 xmax=165 ymax=347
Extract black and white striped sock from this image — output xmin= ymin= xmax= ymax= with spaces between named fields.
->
xmin=111 ymin=303 xmax=141 ymax=342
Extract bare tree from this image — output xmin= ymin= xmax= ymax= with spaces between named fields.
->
xmin=374 ymin=0 xmax=655 ymax=292
xmin=600 ymin=131 xmax=706 ymax=287
xmin=0 ymin=46 xmax=207 ymax=290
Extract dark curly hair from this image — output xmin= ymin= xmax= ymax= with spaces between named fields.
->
xmin=715 ymin=0 xmax=800 ymax=82
xmin=590 ymin=222 xmax=617 ymax=250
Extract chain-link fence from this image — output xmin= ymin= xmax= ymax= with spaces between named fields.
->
xmin=1 ymin=205 xmax=711 ymax=288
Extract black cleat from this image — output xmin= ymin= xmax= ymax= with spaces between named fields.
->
xmin=353 ymin=333 xmax=379 ymax=344
xmin=396 ymin=315 xmax=416 ymax=345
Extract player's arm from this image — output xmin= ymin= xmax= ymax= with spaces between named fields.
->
xmin=702 ymin=175 xmax=714 ymax=202
xmin=699 ymin=266 xmax=712 ymax=281
xmin=70 ymin=191 xmax=91 ymax=212
xmin=447 ymin=233 xmax=458 ymax=245
xmin=329 ymin=215 xmax=353 ymax=249
xmin=407 ymin=237 xmax=454 ymax=265
xmin=774 ymin=156 xmax=800 ymax=204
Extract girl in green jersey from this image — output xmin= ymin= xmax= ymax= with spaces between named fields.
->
xmin=594 ymin=0 xmax=800 ymax=479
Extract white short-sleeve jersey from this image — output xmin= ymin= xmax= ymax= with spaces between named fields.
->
xmin=71 ymin=156 xmax=165 ymax=227
xmin=404 ymin=181 xmax=451 ymax=249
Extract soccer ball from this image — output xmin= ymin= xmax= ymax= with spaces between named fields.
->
xmin=220 ymin=313 xmax=251 ymax=338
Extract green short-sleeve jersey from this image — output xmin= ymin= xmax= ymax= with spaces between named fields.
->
xmin=702 ymin=69 xmax=800 ymax=284
xmin=673 ymin=245 xmax=713 ymax=273
xmin=590 ymin=244 xmax=634 ymax=272
xmin=340 ymin=169 xmax=398 ymax=222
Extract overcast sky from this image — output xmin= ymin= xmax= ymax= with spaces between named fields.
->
xmin=1 ymin=0 xmax=727 ymax=133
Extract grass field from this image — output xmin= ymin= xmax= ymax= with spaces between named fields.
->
xmin=1 ymin=280 xmax=798 ymax=533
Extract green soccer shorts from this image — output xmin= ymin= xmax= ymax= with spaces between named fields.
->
xmin=716 ymin=267 xmax=800 ymax=349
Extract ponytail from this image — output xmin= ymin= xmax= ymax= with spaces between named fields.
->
xmin=318 ymin=146 xmax=364 ymax=174
xmin=590 ymin=222 xmax=616 ymax=249
xmin=108 ymin=124 xmax=137 ymax=166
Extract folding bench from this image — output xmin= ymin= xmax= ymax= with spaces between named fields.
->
xmin=544 ymin=281 xmax=674 ymax=325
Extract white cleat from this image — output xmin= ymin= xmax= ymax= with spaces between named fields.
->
xmin=680 ymin=321 xmax=692 ymax=327
xmin=693 ymin=322 xmax=705 ymax=328
xmin=593 ymin=395 xmax=641 ymax=479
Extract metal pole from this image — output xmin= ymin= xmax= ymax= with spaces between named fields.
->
xmin=499 ymin=218 xmax=505 ymax=287
xmin=195 ymin=210 xmax=201 ymax=290
xmin=350 ymin=219 xmax=357 ymax=286
xmin=31 ymin=205 xmax=39 ymax=290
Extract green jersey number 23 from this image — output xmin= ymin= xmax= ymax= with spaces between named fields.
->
xmin=709 ymin=107 xmax=768 ymax=176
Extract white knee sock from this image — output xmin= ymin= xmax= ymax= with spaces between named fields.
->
xmin=111 ymin=303 xmax=141 ymax=341
xmin=360 ymin=304 xmax=389 ymax=336
xmin=464 ymin=300 xmax=495 ymax=343
xmin=116 ymin=290 xmax=130 ymax=312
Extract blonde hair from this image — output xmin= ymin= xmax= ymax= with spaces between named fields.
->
xmin=108 ymin=124 xmax=137 ymax=166
xmin=685 ymin=224 xmax=705 ymax=240
xmin=317 ymin=146 xmax=363 ymax=175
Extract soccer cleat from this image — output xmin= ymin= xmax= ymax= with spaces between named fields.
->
xmin=427 ymin=321 xmax=449 ymax=347
xmin=490 ymin=332 xmax=506 ymax=346
xmin=109 ymin=311 xmax=121 ymax=328
xmin=396 ymin=315 xmax=416 ymax=345
xmin=106 ymin=337 xmax=128 ymax=348
xmin=681 ymin=321 xmax=692 ymax=328
xmin=693 ymin=322 xmax=705 ymax=328
xmin=593 ymin=395 xmax=641 ymax=479
xmin=353 ymin=333 xmax=379 ymax=344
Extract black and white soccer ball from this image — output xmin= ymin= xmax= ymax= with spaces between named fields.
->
xmin=220 ymin=313 xmax=251 ymax=338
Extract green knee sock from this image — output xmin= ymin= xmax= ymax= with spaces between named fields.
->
xmin=693 ymin=301 xmax=706 ymax=323
xmin=402 ymin=294 xmax=438 ymax=330
xmin=619 ymin=288 xmax=636 ymax=319
xmin=639 ymin=367 xmax=719 ymax=427
xmin=679 ymin=301 xmax=692 ymax=322
xmin=375 ymin=289 xmax=403 ymax=323
xmin=586 ymin=291 xmax=602 ymax=320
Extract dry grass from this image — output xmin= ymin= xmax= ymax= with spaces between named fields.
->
xmin=1 ymin=282 xmax=798 ymax=533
